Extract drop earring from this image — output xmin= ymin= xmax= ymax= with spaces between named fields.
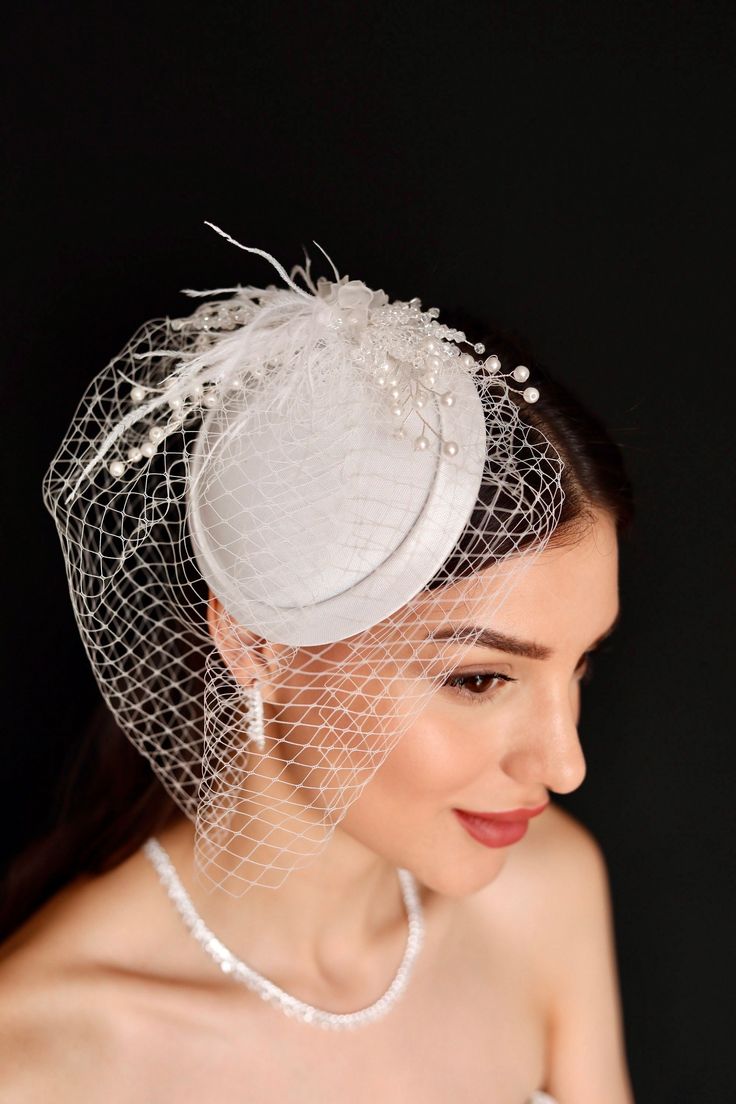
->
xmin=243 ymin=682 xmax=266 ymax=752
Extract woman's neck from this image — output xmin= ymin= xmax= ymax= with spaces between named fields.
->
xmin=154 ymin=812 xmax=418 ymax=994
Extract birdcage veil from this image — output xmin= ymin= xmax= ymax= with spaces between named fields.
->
xmin=43 ymin=225 xmax=565 ymax=896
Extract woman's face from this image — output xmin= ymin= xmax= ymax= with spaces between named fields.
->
xmin=333 ymin=507 xmax=620 ymax=896
xmin=210 ymin=508 xmax=619 ymax=894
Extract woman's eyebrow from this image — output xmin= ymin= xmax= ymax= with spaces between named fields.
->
xmin=425 ymin=609 xmax=621 ymax=660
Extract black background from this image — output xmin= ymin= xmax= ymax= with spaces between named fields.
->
xmin=3 ymin=3 xmax=733 ymax=1101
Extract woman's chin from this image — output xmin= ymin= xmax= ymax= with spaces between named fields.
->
xmin=413 ymin=849 xmax=508 ymax=899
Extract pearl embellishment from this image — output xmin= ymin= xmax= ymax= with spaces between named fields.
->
xmin=95 ymin=279 xmax=550 ymax=496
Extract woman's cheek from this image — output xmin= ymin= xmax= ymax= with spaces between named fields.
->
xmin=377 ymin=703 xmax=489 ymax=803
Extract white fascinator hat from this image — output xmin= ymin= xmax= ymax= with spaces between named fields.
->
xmin=44 ymin=225 xmax=565 ymax=893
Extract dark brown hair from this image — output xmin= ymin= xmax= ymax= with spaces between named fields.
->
xmin=1 ymin=317 xmax=634 ymax=942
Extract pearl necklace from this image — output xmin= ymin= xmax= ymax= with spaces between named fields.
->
xmin=143 ymin=837 xmax=425 ymax=1030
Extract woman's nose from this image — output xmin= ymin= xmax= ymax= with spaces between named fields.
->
xmin=499 ymin=682 xmax=587 ymax=795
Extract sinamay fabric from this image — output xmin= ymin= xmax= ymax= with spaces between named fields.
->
xmin=43 ymin=227 xmax=565 ymax=895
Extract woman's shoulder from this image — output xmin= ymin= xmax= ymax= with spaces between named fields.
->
xmin=525 ymin=797 xmax=605 ymax=864
xmin=0 ymin=851 xmax=170 ymax=1100
xmin=492 ymin=802 xmax=633 ymax=1100
xmin=527 ymin=799 xmax=613 ymax=954
xmin=0 ymin=946 xmax=129 ymax=1101
xmin=475 ymin=801 xmax=612 ymax=1000
xmin=484 ymin=800 xmax=609 ymax=921
xmin=1 ymin=843 xmax=154 ymax=974
xmin=508 ymin=799 xmax=608 ymax=907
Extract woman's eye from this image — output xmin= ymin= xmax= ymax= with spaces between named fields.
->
xmin=443 ymin=671 xmax=515 ymax=702
xmin=444 ymin=650 xmax=600 ymax=704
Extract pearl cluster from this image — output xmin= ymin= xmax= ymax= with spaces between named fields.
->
xmin=101 ymin=284 xmax=542 ymax=482
xmin=105 ymin=378 xmax=223 ymax=479
xmin=143 ymin=837 xmax=425 ymax=1030
xmin=354 ymin=294 xmax=541 ymax=460
xmin=103 ymin=301 xmax=267 ymax=481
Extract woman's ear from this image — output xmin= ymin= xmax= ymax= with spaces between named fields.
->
xmin=206 ymin=591 xmax=268 ymax=687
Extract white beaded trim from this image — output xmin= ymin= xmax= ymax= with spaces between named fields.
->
xmin=143 ymin=836 xmax=425 ymax=1030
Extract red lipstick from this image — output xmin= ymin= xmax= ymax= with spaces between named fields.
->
xmin=453 ymin=802 xmax=548 ymax=849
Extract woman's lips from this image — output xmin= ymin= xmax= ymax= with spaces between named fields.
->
xmin=453 ymin=803 xmax=548 ymax=849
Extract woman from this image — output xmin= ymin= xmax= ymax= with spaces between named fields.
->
xmin=0 ymin=230 xmax=636 ymax=1102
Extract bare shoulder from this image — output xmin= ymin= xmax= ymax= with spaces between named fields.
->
xmin=0 ymin=956 xmax=123 ymax=1103
xmin=492 ymin=802 xmax=635 ymax=1103
xmin=524 ymin=797 xmax=605 ymax=866
xmin=518 ymin=799 xmax=609 ymax=908
xmin=0 ymin=856 xmax=164 ymax=1102
xmin=483 ymin=801 xmax=610 ymax=937
xmin=488 ymin=800 xmax=618 ymax=997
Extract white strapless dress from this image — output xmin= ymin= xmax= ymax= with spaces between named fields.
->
xmin=527 ymin=1093 xmax=558 ymax=1103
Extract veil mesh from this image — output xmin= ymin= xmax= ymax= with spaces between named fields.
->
xmin=43 ymin=228 xmax=565 ymax=895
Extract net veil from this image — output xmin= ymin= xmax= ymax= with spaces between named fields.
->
xmin=43 ymin=226 xmax=565 ymax=895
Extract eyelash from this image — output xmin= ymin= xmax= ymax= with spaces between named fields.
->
xmin=443 ymin=652 xmax=596 ymax=704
